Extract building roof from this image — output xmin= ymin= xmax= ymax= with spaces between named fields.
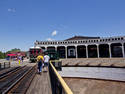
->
xmin=65 ymin=36 xmax=100 ymax=41
xmin=7 ymin=54 xmax=17 ymax=56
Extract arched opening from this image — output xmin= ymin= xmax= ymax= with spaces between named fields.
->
xmin=99 ymin=44 xmax=110 ymax=57
xmin=77 ymin=45 xmax=86 ymax=58
xmin=41 ymin=47 xmax=45 ymax=51
xmin=88 ymin=45 xmax=97 ymax=58
xmin=57 ymin=46 xmax=65 ymax=58
xmin=67 ymin=46 xmax=76 ymax=58
xmin=124 ymin=43 xmax=125 ymax=56
xmin=47 ymin=46 xmax=55 ymax=51
xmin=111 ymin=43 xmax=123 ymax=57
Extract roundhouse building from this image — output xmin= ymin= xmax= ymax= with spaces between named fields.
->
xmin=34 ymin=36 xmax=125 ymax=58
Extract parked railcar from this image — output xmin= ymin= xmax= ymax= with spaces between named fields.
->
xmin=29 ymin=47 xmax=42 ymax=62
xmin=44 ymin=50 xmax=59 ymax=60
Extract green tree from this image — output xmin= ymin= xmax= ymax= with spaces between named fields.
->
xmin=0 ymin=51 xmax=6 ymax=59
xmin=6 ymin=48 xmax=21 ymax=54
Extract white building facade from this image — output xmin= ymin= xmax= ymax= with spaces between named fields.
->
xmin=34 ymin=36 xmax=125 ymax=58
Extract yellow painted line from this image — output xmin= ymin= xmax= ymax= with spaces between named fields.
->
xmin=50 ymin=61 xmax=73 ymax=94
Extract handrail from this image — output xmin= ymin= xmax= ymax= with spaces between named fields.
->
xmin=50 ymin=61 xmax=73 ymax=94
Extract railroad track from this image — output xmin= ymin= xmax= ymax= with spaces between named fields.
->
xmin=0 ymin=65 xmax=37 ymax=94
xmin=0 ymin=66 xmax=24 ymax=79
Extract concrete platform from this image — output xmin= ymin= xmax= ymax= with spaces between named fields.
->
xmin=59 ymin=67 xmax=125 ymax=81
xmin=10 ymin=59 xmax=30 ymax=67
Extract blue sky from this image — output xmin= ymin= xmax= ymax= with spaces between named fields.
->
xmin=0 ymin=0 xmax=124 ymax=52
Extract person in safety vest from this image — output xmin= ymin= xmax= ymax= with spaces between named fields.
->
xmin=37 ymin=53 xmax=44 ymax=74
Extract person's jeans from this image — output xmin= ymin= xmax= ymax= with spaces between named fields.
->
xmin=38 ymin=62 xmax=42 ymax=72
xmin=39 ymin=65 xmax=42 ymax=72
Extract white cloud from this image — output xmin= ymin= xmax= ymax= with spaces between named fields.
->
xmin=46 ymin=38 xmax=54 ymax=41
xmin=51 ymin=30 xmax=57 ymax=36
xmin=8 ymin=8 xmax=16 ymax=13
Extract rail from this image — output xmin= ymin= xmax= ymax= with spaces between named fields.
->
xmin=49 ymin=61 xmax=73 ymax=94
xmin=2 ymin=65 xmax=37 ymax=94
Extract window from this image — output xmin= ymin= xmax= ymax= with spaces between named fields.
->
xmin=115 ymin=38 xmax=117 ymax=40
xmin=75 ymin=41 xmax=77 ymax=43
xmin=121 ymin=37 xmax=123 ymax=40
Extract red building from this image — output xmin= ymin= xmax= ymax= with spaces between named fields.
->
xmin=7 ymin=52 xmax=26 ymax=60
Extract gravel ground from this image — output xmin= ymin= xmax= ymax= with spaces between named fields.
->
xmin=8 ymin=59 xmax=36 ymax=67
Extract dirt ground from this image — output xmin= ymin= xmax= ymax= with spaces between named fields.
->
xmin=64 ymin=77 xmax=125 ymax=94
